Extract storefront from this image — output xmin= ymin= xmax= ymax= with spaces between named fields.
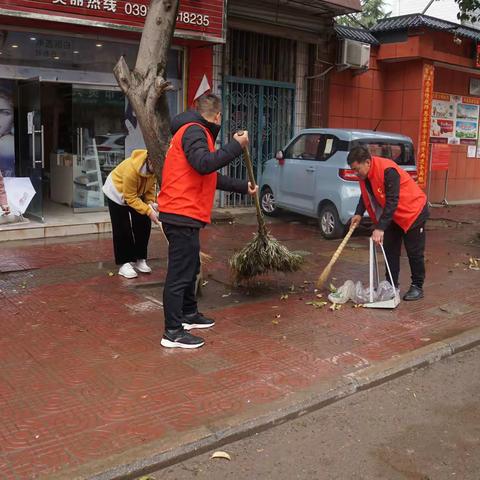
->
xmin=329 ymin=14 xmax=480 ymax=204
xmin=0 ymin=0 xmax=225 ymax=223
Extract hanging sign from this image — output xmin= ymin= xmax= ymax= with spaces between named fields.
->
xmin=0 ymin=0 xmax=226 ymax=43
xmin=417 ymin=64 xmax=434 ymax=189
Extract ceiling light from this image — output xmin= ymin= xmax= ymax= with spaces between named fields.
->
xmin=30 ymin=37 xmax=36 ymax=41
xmin=96 ymin=43 xmax=103 ymax=47
xmin=73 ymin=50 xmax=79 ymax=54
xmin=54 ymin=56 xmax=60 ymax=60
xmin=11 ymin=44 xmax=18 ymax=48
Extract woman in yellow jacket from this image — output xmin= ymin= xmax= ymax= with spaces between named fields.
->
xmin=102 ymin=149 xmax=159 ymax=278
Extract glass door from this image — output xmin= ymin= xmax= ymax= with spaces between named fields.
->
xmin=17 ymin=78 xmax=44 ymax=221
xmin=72 ymin=85 xmax=126 ymax=212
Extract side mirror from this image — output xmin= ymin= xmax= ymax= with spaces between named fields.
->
xmin=276 ymin=150 xmax=285 ymax=166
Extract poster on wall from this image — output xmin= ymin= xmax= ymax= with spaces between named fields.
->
xmin=0 ymin=80 xmax=16 ymax=177
xmin=430 ymin=93 xmax=480 ymax=146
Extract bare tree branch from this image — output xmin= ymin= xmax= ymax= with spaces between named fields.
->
xmin=114 ymin=0 xmax=180 ymax=181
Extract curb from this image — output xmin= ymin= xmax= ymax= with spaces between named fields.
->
xmin=45 ymin=326 xmax=480 ymax=480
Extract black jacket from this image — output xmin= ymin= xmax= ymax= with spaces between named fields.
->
xmin=159 ymin=110 xmax=249 ymax=228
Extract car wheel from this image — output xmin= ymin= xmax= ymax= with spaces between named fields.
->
xmin=260 ymin=187 xmax=278 ymax=216
xmin=318 ymin=204 xmax=345 ymax=239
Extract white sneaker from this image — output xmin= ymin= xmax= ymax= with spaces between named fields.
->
xmin=133 ymin=259 xmax=152 ymax=273
xmin=118 ymin=263 xmax=138 ymax=278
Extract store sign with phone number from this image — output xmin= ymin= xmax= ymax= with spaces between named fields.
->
xmin=0 ymin=0 xmax=226 ymax=42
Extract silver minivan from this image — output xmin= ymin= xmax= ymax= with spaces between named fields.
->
xmin=259 ymin=129 xmax=418 ymax=239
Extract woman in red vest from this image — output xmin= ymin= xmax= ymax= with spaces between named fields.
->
xmin=158 ymin=94 xmax=257 ymax=349
xmin=349 ymin=146 xmax=429 ymax=301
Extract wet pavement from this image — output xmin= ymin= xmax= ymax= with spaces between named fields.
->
xmin=0 ymin=206 xmax=479 ymax=479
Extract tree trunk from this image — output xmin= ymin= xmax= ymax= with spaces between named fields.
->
xmin=113 ymin=0 xmax=179 ymax=181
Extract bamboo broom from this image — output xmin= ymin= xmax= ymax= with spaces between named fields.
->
xmin=317 ymin=224 xmax=357 ymax=288
xmin=229 ymin=133 xmax=304 ymax=282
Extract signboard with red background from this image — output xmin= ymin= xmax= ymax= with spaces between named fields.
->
xmin=431 ymin=143 xmax=450 ymax=171
xmin=416 ymin=64 xmax=434 ymax=189
xmin=0 ymin=0 xmax=226 ymax=43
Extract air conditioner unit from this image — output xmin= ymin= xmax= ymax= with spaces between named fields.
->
xmin=338 ymin=39 xmax=370 ymax=70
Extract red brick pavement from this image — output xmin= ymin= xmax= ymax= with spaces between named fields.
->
xmin=0 ymin=208 xmax=479 ymax=478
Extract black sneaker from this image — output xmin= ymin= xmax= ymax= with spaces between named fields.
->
xmin=182 ymin=312 xmax=215 ymax=331
xmin=403 ymin=285 xmax=424 ymax=301
xmin=160 ymin=328 xmax=205 ymax=349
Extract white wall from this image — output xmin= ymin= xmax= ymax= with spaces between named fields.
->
xmin=384 ymin=0 xmax=460 ymax=23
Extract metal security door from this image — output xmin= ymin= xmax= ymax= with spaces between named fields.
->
xmin=221 ymin=76 xmax=295 ymax=207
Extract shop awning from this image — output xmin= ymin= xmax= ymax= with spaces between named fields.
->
xmin=334 ymin=24 xmax=380 ymax=45
xmin=277 ymin=0 xmax=361 ymax=15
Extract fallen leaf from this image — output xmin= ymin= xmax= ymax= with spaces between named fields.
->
xmin=280 ymin=294 xmax=289 ymax=300
xmin=306 ymin=301 xmax=327 ymax=309
xmin=316 ymin=293 xmax=323 ymax=298
xmin=275 ymin=314 xmax=281 ymax=318
xmin=329 ymin=303 xmax=342 ymax=311
xmin=468 ymin=257 xmax=480 ymax=270
xmin=272 ymin=320 xmax=279 ymax=325
xmin=329 ymin=283 xmax=337 ymax=293
xmin=353 ymin=304 xmax=363 ymax=308
xmin=202 ymin=280 xmax=209 ymax=287
xmin=289 ymin=285 xmax=295 ymax=292
xmin=211 ymin=451 xmax=231 ymax=461
xmin=138 ymin=476 xmax=155 ymax=480
xmin=222 ymin=293 xmax=231 ymax=298
xmin=108 ymin=272 xmax=114 ymax=277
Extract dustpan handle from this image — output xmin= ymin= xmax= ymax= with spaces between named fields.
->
xmin=379 ymin=242 xmax=397 ymax=292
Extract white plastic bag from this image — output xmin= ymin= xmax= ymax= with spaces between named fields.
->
xmin=329 ymin=280 xmax=397 ymax=305
xmin=327 ymin=280 xmax=355 ymax=304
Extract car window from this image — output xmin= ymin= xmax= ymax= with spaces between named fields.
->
xmin=353 ymin=140 xmax=415 ymax=166
xmin=317 ymin=135 xmax=349 ymax=161
xmin=284 ymin=134 xmax=322 ymax=160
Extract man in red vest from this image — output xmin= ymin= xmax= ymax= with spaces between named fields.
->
xmin=158 ymin=94 xmax=257 ymax=349
xmin=349 ymin=146 xmax=429 ymax=301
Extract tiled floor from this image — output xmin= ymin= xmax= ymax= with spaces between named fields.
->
xmin=0 ymin=207 xmax=479 ymax=478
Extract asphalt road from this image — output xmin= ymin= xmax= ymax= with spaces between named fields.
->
xmin=147 ymin=346 xmax=480 ymax=480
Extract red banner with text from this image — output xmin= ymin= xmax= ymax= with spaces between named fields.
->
xmin=0 ymin=0 xmax=225 ymax=42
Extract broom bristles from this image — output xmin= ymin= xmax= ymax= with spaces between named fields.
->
xmin=230 ymin=232 xmax=304 ymax=283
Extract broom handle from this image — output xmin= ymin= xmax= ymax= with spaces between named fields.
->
xmin=319 ymin=224 xmax=357 ymax=278
xmin=238 ymin=132 xmax=268 ymax=237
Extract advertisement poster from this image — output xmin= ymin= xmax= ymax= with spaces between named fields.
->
xmin=0 ymin=80 xmax=16 ymax=177
xmin=430 ymin=93 xmax=480 ymax=146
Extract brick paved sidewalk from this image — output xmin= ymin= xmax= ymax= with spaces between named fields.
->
xmin=0 ymin=207 xmax=479 ymax=479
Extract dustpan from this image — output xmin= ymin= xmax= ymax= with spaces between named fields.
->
xmin=363 ymin=238 xmax=400 ymax=309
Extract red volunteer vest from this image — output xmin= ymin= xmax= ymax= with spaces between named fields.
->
xmin=359 ymin=156 xmax=426 ymax=232
xmin=158 ymin=123 xmax=217 ymax=224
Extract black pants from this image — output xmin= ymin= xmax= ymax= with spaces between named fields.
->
xmin=107 ymin=198 xmax=151 ymax=265
xmin=162 ymin=223 xmax=201 ymax=330
xmin=383 ymin=220 xmax=426 ymax=289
